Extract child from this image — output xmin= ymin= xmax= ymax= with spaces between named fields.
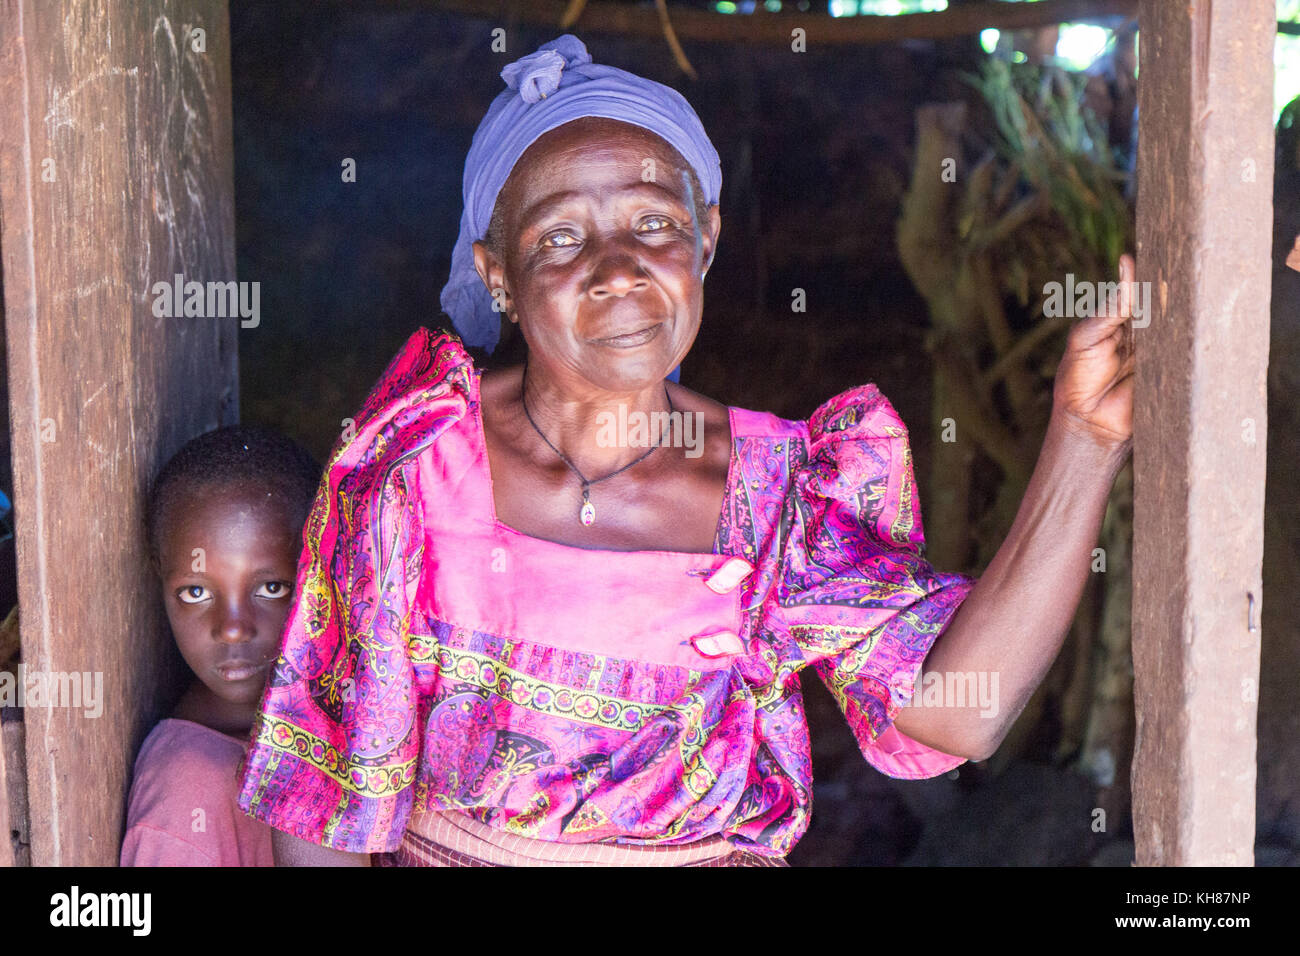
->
xmin=120 ymin=426 xmax=320 ymax=866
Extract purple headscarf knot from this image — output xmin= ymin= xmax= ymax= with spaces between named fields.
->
xmin=500 ymin=39 xmax=592 ymax=102
xmin=440 ymin=34 xmax=722 ymax=363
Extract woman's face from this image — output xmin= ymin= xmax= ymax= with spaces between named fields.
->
xmin=473 ymin=117 xmax=721 ymax=393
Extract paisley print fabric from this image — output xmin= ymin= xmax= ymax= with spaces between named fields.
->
xmin=237 ymin=328 xmax=977 ymax=858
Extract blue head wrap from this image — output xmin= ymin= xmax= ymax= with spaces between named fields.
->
xmin=439 ymin=34 xmax=723 ymax=382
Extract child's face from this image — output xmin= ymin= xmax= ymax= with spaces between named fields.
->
xmin=157 ymin=481 xmax=301 ymax=706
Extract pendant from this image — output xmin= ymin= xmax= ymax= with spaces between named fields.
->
xmin=579 ymin=485 xmax=595 ymax=526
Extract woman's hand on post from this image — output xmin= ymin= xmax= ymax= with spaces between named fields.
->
xmin=1050 ymin=253 xmax=1136 ymax=457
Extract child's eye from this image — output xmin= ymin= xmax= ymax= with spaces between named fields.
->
xmin=256 ymin=581 xmax=293 ymax=600
xmin=177 ymin=586 xmax=210 ymax=605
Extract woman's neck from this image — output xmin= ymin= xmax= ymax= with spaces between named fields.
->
xmin=517 ymin=360 xmax=677 ymax=476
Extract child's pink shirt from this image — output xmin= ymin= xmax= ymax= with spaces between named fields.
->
xmin=121 ymin=718 xmax=274 ymax=867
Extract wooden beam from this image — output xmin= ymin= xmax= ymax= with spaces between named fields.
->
xmin=408 ymin=0 xmax=1138 ymax=45
xmin=1130 ymin=0 xmax=1273 ymax=866
xmin=0 ymin=713 xmax=30 ymax=867
xmin=0 ymin=0 xmax=239 ymax=865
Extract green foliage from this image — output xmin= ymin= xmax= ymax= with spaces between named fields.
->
xmin=962 ymin=58 xmax=1133 ymax=303
xmin=1280 ymin=94 xmax=1300 ymax=173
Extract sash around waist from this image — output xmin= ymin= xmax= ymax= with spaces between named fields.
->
xmin=391 ymin=807 xmax=746 ymax=866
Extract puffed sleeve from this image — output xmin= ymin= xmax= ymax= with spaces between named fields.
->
xmin=768 ymin=384 xmax=978 ymax=780
xmin=237 ymin=327 xmax=474 ymax=853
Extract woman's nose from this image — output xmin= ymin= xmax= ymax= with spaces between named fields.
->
xmin=587 ymin=242 xmax=650 ymax=299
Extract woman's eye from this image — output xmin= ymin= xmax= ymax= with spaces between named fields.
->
xmin=542 ymin=231 xmax=579 ymax=247
xmin=256 ymin=581 xmax=293 ymax=600
xmin=638 ymin=216 xmax=674 ymax=232
xmin=177 ymin=586 xmax=209 ymax=605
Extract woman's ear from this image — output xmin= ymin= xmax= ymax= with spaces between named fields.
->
xmin=702 ymin=203 xmax=721 ymax=274
xmin=471 ymin=239 xmax=514 ymax=321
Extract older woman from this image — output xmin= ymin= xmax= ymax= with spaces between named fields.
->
xmin=239 ymin=35 xmax=1134 ymax=866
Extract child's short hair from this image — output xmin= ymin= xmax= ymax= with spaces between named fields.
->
xmin=146 ymin=425 xmax=321 ymax=568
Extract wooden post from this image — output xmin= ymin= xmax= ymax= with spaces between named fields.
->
xmin=0 ymin=0 xmax=238 ymax=865
xmin=1131 ymin=0 xmax=1273 ymax=866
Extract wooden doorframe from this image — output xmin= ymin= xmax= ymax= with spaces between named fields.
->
xmin=0 ymin=0 xmax=238 ymax=865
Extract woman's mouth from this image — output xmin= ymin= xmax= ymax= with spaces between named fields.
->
xmin=591 ymin=323 xmax=662 ymax=348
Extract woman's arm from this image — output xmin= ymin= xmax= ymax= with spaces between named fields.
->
xmin=892 ymin=413 xmax=1127 ymax=759
xmin=272 ymin=828 xmax=373 ymax=867
xmin=893 ymin=255 xmax=1136 ymax=761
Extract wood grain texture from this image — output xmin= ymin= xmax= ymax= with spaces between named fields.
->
xmin=0 ymin=714 xmax=30 ymax=867
xmin=0 ymin=608 xmax=25 ymax=866
xmin=0 ymin=0 xmax=238 ymax=865
xmin=1131 ymin=0 xmax=1273 ymax=866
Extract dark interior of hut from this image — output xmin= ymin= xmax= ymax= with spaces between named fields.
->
xmin=231 ymin=1 xmax=1145 ymax=866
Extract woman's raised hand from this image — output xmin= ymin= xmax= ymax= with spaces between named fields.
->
xmin=1050 ymin=253 xmax=1137 ymax=454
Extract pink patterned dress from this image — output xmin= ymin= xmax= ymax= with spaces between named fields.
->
xmin=237 ymin=328 xmax=976 ymax=859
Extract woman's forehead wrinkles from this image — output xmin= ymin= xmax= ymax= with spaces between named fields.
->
xmin=517 ymin=179 xmax=690 ymax=228
xmin=517 ymin=123 xmax=685 ymax=175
